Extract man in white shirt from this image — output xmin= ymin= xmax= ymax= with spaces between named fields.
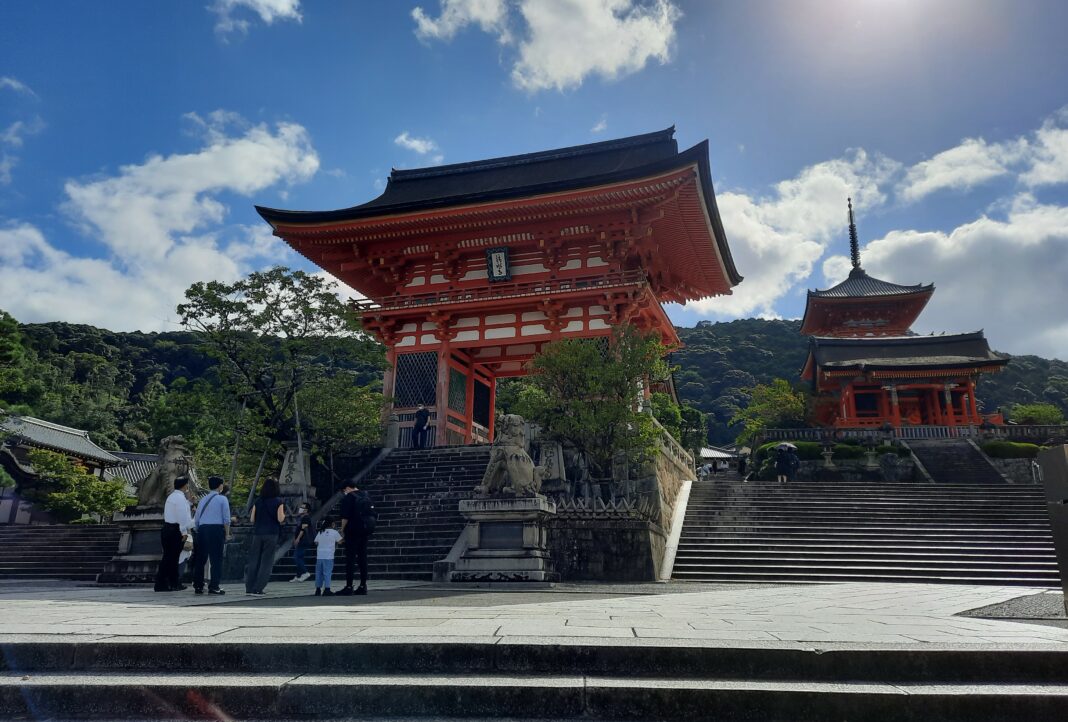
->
xmin=154 ymin=476 xmax=194 ymax=592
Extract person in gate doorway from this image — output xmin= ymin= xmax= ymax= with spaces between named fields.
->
xmin=337 ymin=478 xmax=377 ymax=596
xmin=412 ymin=404 xmax=430 ymax=449
xmin=313 ymin=518 xmax=342 ymax=596
xmin=245 ymin=477 xmax=285 ymax=595
xmin=192 ymin=475 xmax=231 ymax=595
xmin=289 ymin=503 xmax=312 ymax=582
xmin=155 ymin=476 xmax=193 ymax=592
xmin=775 ymin=446 xmax=791 ymax=484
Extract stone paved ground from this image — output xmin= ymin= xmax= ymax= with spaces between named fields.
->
xmin=0 ymin=580 xmax=1066 ymax=647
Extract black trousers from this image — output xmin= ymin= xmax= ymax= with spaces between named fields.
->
xmin=412 ymin=426 xmax=428 ymax=449
xmin=192 ymin=525 xmax=225 ymax=591
xmin=154 ymin=523 xmax=183 ymax=591
xmin=344 ymin=532 xmax=369 ymax=588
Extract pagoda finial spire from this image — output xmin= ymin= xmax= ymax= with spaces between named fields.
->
xmin=847 ymin=197 xmax=861 ymax=270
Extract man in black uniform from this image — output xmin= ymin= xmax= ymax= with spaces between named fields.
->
xmin=337 ymin=479 xmax=376 ymax=595
xmin=412 ymin=404 xmax=430 ymax=449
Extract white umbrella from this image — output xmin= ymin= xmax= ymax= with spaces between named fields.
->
xmin=776 ymin=442 xmax=797 ymax=450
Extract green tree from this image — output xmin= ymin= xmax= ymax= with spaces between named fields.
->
xmin=678 ymin=403 xmax=708 ymax=452
xmin=520 ymin=326 xmax=669 ymax=480
xmin=28 ymin=449 xmax=134 ymax=522
xmin=729 ymin=378 xmax=808 ymax=444
xmin=177 ymin=267 xmax=386 ymax=446
xmin=1010 ymin=402 xmax=1066 ymax=425
xmin=650 ymin=392 xmax=683 ymax=441
xmin=298 ymin=374 xmax=385 ymax=456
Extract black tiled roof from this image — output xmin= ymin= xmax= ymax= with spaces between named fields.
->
xmin=255 ymin=128 xmax=741 ymax=286
xmin=810 ymin=332 xmax=1009 ymax=371
xmin=1 ymin=415 xmax=125 ymax=466
xmin=809 ymin=267 xmax=932 ymax=299
xmin=104 ymin=452 xmax=158 ymax=484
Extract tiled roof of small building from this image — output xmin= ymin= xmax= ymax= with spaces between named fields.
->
xmin=103 ymin=451 xmax=158 ymax=484
xmin=0 ymin=414 xmax=125 ymax=466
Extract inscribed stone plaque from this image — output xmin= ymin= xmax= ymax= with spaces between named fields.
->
xmin=480 ymin=522 xmax=524 ymax=549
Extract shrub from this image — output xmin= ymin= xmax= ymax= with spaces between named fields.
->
xmin=1009 ymin=403 xmax=1065 ymax=426
xmin=832 ymin=443 xmax=865 ymax=460
xmin=982 ymin=441 xmax=1043 ymax=459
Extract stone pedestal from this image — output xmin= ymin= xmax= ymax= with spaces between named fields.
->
xmin=97 ymin=509 xmax=165 ymax=583
xmin=450 ymin=495 xmax=559 ymax=583
xmin=821 ymin=450 xmax=837 ymax=469
xmin=864 ymin=450 xmax=880 ymax=470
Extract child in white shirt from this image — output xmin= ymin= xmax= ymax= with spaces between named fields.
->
xmin=313 ymin=519 xmax=343 ymax=596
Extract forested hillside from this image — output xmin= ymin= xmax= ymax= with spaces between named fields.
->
xmin=2 ymin=316 xmax=1065 ymax=450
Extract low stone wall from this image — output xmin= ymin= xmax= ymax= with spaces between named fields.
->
xmin=547 ymin=517 xmax=666 ymax=582
xmin=988 ymin=458 xmax=1039 ymax=484
xmin=786 ymin=454 xmax=919 ymax=483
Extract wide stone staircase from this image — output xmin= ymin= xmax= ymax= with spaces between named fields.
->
xmin=908 ymin=438 xmax=1007 ymax=484
xmin=272 ymin=445 xmax=490 ymax=582
xmin=672 ymin=480 xmax=1059 ymax=586
xmin=4 ymin=638 xmax=1068 ymax=720
xmin=0 ymin=524 xmax=120 ymax=581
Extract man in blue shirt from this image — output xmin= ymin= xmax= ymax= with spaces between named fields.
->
xmin=192 ymin=475 xmax=231 ymax=595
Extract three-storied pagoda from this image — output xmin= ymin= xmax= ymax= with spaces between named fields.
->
xmin=257 ymin=128 xmax=741 ymax=446
xmin=801 ymin=200 xmax=1008 ymax=428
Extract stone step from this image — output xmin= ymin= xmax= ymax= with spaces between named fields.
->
xmin=672 ymin=554 xmax=1059 ymax=569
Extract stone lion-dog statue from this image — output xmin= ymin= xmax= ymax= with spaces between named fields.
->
xmin=136 ymin=436 xmax=201 ymax=510
xmin=475 ymin=414 xmax=545 ymax=497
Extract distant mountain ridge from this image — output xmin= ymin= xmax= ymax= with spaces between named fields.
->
xmin=673 ymin=319 xmax=1068 ymax=444
xmin=8 ymin=319 xmax=1067 ymax=449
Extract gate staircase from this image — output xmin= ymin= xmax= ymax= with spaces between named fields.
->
xmin=0 ymin=524 xmax=120 ymax=581
xmin=672 ymin=479 xmax=1058 ymax=586
xmin=272 ymin=445 xmax=490 ymax=582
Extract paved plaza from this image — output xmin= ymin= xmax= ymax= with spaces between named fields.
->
xmin=0 ymin=580 xmax=1064 ymax=648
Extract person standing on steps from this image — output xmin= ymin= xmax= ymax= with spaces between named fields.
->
xmin=775 ymin=446 xmax=791 ymax=484
xmin=155 ymin=476 xmax=193 ymax=592
xmin=289 ymin=503 xmax=312 ymax=582
xmin=245 ymin=477 xmax=285 ymax=595
xmin=337 ymin=478 xmax=377 ymax=596
xmin=787 ymin=447 xmax=801 ymax=483
xmin=191 ymin=475 xmax=231 ymax=595
xmin=412 ymin=404 xmax=430 ymax=449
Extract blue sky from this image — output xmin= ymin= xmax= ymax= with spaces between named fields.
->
xmin=2 ymin=0 xmax=1068 ymax=359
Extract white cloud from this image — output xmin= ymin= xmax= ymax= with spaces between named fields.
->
xmin=0 ymin=112 xmax=318 ymax=332
xmin=899 ymin=137 xmax=1026 ymax=202
xmin=688 ymin=149 xmax=900 ymax=318
xmin=513 ymin=0 xmax=680 ymax=91
xmin=591 ymin=116 xmax=607 ymax=133
xmin=1020 ymin=109 xmax=1068 ymax=187
xmin=412 ymin=0 xmax=510 ymax=42
xmin=899 ymin=107 xmax=1068 ymax=200
xmin=394 ymin=131 xmax=440 ymax=156
xmin=210 ymin=0 xmax=302 ymax=35
xmin=822 ymin=194 xmax=1068 ymax=359
xmin=0 ymin=77 xmax=34 ymax=96
xmin=412 ymin=0 xmax=681 ymax=92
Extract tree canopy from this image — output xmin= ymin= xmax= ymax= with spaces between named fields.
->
xmin=515 ymin=326 xmax=669 ymax=479
xmin=729 ymin=378 xmax=808 ymax=444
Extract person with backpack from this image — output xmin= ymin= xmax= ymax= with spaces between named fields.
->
xmin=337 ymin=478 xmax=376 ymax=596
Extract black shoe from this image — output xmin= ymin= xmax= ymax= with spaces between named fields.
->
xmin=208 ymin=588 xmax=225 ymax=595
xmin=248 ymin=591 xmax=266 ymax=596
xmin=355 ymin=585 xmax=367 ymax=596
xmin=173 ymin=585 xmax=187 ymax=592
xmin=314 ymin=588 xmax=322 ymax=597
xmin=335 ymin=586 xmax=353 ymax=596
xmin=323 ymin=588 xmax=334 ymax=596
xmin=194 ymin=588 xmax=204 ymax=595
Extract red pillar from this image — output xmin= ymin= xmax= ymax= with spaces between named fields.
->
xmin=968 ymin=379 xmax=980 ymax=422
xmin=435 ymin=343 xmax=450 ymax=446
xmin=463 ymin=355 xmax=475 ymax=444
xmin=943 ymin=384 xmax=956 ymax=427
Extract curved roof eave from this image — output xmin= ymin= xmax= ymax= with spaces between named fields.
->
xmin=256 ymin=140 xmax=742 ymax=287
